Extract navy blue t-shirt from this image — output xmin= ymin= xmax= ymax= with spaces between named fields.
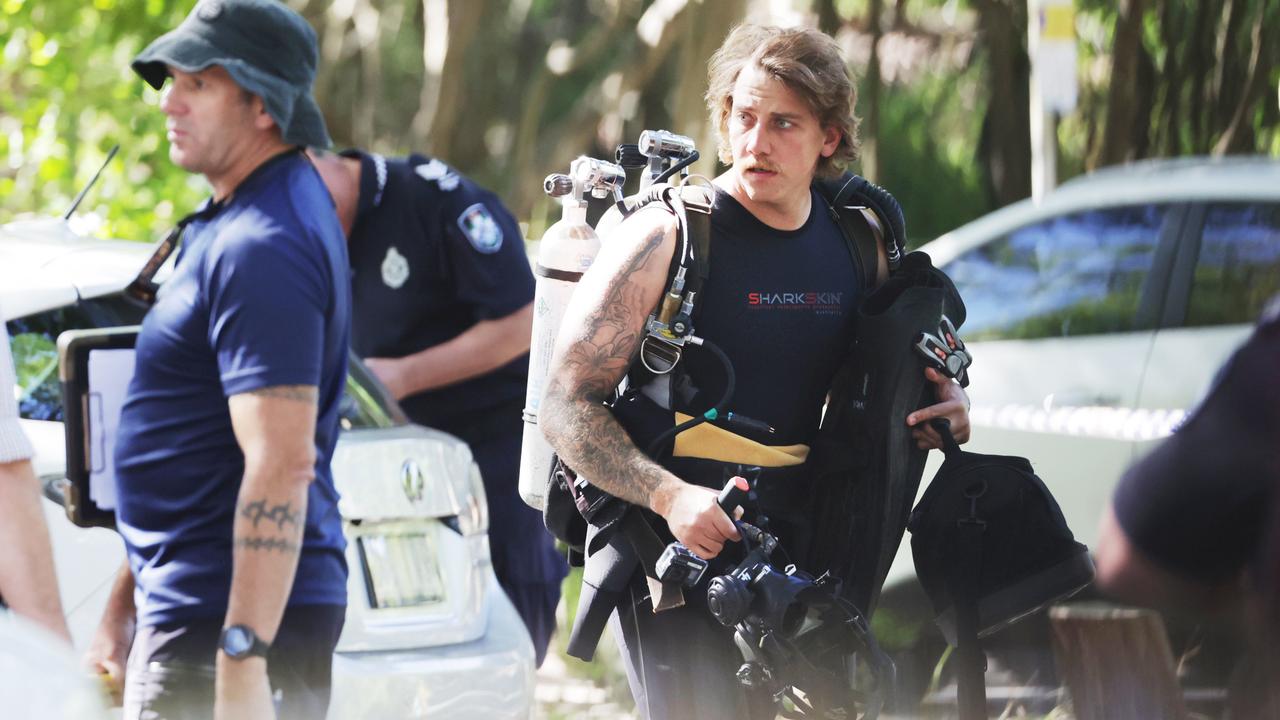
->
xmin=115 ymin=151 xmax=351 ymax=626
xmin=345 ymin=151 xmax=534 ymax=431
xmin=613 ymin=187 xmax=860 ymax=468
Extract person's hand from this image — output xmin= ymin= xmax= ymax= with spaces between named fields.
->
xmin=83 ymin=610 xmax=135 ymax=706
xmin=906 ymin=367 xmax=971 ymax=449
xmin=215 ymin=656 xmax=275 ymax=720
xmin=363 ymin=357 xmax=411 ymax=400
xmin=654 ymin=483 xmax=740 ymax=560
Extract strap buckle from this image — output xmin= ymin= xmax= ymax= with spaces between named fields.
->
xmin=914 ymin=315 xmax=972 ymax=387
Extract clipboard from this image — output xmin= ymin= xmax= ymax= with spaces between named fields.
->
xmin=57 ymin=326 xmax=140 ymax=529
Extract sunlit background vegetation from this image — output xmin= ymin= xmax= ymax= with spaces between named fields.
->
xmin=2 ymin=0 xmax=1277 ymax=246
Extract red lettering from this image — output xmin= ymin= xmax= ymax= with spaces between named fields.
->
xmin=748 ymin=292 xmax=760 ymax=305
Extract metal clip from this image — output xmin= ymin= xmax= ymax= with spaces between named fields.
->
xmin=640 ymin=336 xmax=682 ymax=375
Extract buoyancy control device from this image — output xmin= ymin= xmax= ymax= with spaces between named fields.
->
xmin=805 ymin=251 xmax=971 ymax=617
xmin=518 ymin=156 xmax=626 ymax=509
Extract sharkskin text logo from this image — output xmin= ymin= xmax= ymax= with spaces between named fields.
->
xmin=746 ymin=290 xmax=844 ymax=314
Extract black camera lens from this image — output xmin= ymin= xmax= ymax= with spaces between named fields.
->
xmin=707 ymin=575 xmax=752 ymax=627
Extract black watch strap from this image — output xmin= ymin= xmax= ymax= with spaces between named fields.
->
xmin=219 ymin=624 xmax=271 ymax=660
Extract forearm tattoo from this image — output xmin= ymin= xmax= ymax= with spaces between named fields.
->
xmin=542 ymin=226 xmax=676 ymax=508
xmin=240 ymin=499 xmax=300 ymax=530
xmin=233 ymin=536 xmax=300 ymax=553
xmin=235 ymin=497 xmax=303 ymax=555
xmin=246 ymin=385 xmax=317 ymax=403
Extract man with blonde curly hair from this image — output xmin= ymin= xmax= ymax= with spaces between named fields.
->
xmin=542 ymin=23 xmax=970 ymax=719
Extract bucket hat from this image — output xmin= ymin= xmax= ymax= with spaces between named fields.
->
xmin=132 ymin=0 xmax=330 ymax=148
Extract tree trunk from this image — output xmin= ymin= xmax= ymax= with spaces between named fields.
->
xmin=1212 ymin=0 xmax=1249 ymax=136
xmin=816 ymin=0 xmax=841 ymax=36
xmin=973 ymin=0 xmax=1030 ymax=207
xmin=1050 ymin=605 xmax=1187 ymax=720
xmin=862 ymin=0 xmax=883 ymax=183
xmin=1186 ymin=0 xmax=1221 ymax=153
xmin=1157 ymin=0 xmax=1185 ymax=156
xmin=673 ymin=0 xmax=747 ymax=178
xmin=1091 ymin=0 xmax=1146 ymax=168
xmin=418 ymin=0 xmax=489 ymax=165
xmin=1213 ymin=5 xmax=1271 ymax=155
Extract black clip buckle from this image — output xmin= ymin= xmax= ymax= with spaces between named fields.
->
xmin=914 ymin=315 xmax=972 ymax=387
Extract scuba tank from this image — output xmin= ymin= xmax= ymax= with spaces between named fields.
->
xmin=519 ymin=156 xmax=626 ymax=509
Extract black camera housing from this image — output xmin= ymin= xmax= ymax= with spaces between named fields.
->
xmin=656 ymin=542 xmax=708 ymax=587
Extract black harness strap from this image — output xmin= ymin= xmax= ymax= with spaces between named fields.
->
xmin=819 ymin=175 xmax=885 ymax=293
xmin=953 ymin=508 xmax=989 ymax=720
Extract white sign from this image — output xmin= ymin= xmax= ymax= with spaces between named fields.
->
xmin=1037 ymin=0 xmax=1078 ymax=114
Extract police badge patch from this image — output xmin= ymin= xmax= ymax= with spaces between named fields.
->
xmin=381 ymin=246 xmax=410 ymax=289
xmin=458 ymin=203 xmax=503 ymax=254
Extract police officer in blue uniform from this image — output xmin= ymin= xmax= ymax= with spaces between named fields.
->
xmin=310 ymin=149 xmax=567 ymax=665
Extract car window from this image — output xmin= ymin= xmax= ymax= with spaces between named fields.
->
xmin=7 ymin=294 xmax=400 ymax=430
xmin=945 ymin=205 xmax=1168 ymax=340
xmin=6 ymin=295 xmax=146 ymax=422
xmin=341 ymin=361 xmax=400 ymax=430
xmin=1185 ymin=203 xmax=1280 ymax=327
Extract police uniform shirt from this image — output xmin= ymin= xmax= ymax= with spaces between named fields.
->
xmin=344 ymin=151 xmax=534 ymax=431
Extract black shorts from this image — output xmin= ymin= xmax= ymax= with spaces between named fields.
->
xmin=124 ymin=604 xmax=345 ymax=720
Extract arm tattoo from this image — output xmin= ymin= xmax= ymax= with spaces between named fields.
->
xmin=240 ymin=499 xmax=300 ymax=530
xmin=542 ymin=225 xmax=679 ymax=508
xmin=246 ymin=385 xmax=318 ymax=403
xmin=234 ymin=536 xmax=300 ymax=554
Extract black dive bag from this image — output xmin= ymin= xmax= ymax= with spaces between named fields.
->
xmin=908 ymin=419 xmax=1095 ymax=720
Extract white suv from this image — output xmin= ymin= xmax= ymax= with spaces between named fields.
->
xmin=882 ymin=156 xmax=1280 ymax=594
xmin=1 ymin=217 xmax=535 ymax=718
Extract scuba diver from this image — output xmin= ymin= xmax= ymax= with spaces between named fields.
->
xmin=540 ymin=23 xmax=971 ymax=720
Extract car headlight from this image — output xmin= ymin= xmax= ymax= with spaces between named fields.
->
xmin=456 ymin=460 xmax=488 ymax=536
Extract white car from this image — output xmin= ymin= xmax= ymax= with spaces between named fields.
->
xmin=1 ymin=218 xmax=536 ymax=718
xmin=866 ymin=156 xmax=1280 ymax=709
xmin=883 ymin=156 xmax=1280 ymax=596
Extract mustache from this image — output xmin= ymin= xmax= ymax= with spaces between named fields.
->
xmin=743 ymin=159 xmax=779 ymax=173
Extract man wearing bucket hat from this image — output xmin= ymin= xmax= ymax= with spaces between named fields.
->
xmin=83 ymin=1 xmax=351 ymax=718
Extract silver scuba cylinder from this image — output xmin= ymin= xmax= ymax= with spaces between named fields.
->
xmin=519 ymin=157 xmax=626 ymax=509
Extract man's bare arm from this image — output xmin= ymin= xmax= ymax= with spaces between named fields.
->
xmin=364 ymin=302 xmax=534 ymax=400
xmin=85 ymin=560 xmax=136 ymax=704
xmin=217 ymin=384 xmax=318 ymax=719
xmin=1094 ymin=504 xmax=1241 ymax=614
xmin=0 ymin=458 xmax=70 ymax=642
xmin=540 ymin=209 xmax=738 ymax=558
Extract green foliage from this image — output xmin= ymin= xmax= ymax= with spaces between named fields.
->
xmin=873 ymin=64 xmax=991 ymax=245
xmin=869 ymin=602 xmax=930 ymax=651
xmin=0 ymin=0 xmax=205 ymax=241
xmin=8 ymin=331 xmax=56 ymax=399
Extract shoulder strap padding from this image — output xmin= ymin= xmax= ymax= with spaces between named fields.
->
xmin=816 ymin=173 xmax=907 ymax=289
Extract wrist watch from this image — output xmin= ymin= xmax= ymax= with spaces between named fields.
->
xmin=219 ymin=624 xmax=271 ymax=660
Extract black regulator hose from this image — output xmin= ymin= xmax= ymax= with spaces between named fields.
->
xmin=645 ymin=336 xmax=735 ymax=458
xmin=653 ymin=149 xmax=699 ymax=184
xmin=617 ymin=184 xmax=669 ymax=216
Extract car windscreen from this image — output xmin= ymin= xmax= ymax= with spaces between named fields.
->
xmin=6 ymin=293 xmax=401 ymax=429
